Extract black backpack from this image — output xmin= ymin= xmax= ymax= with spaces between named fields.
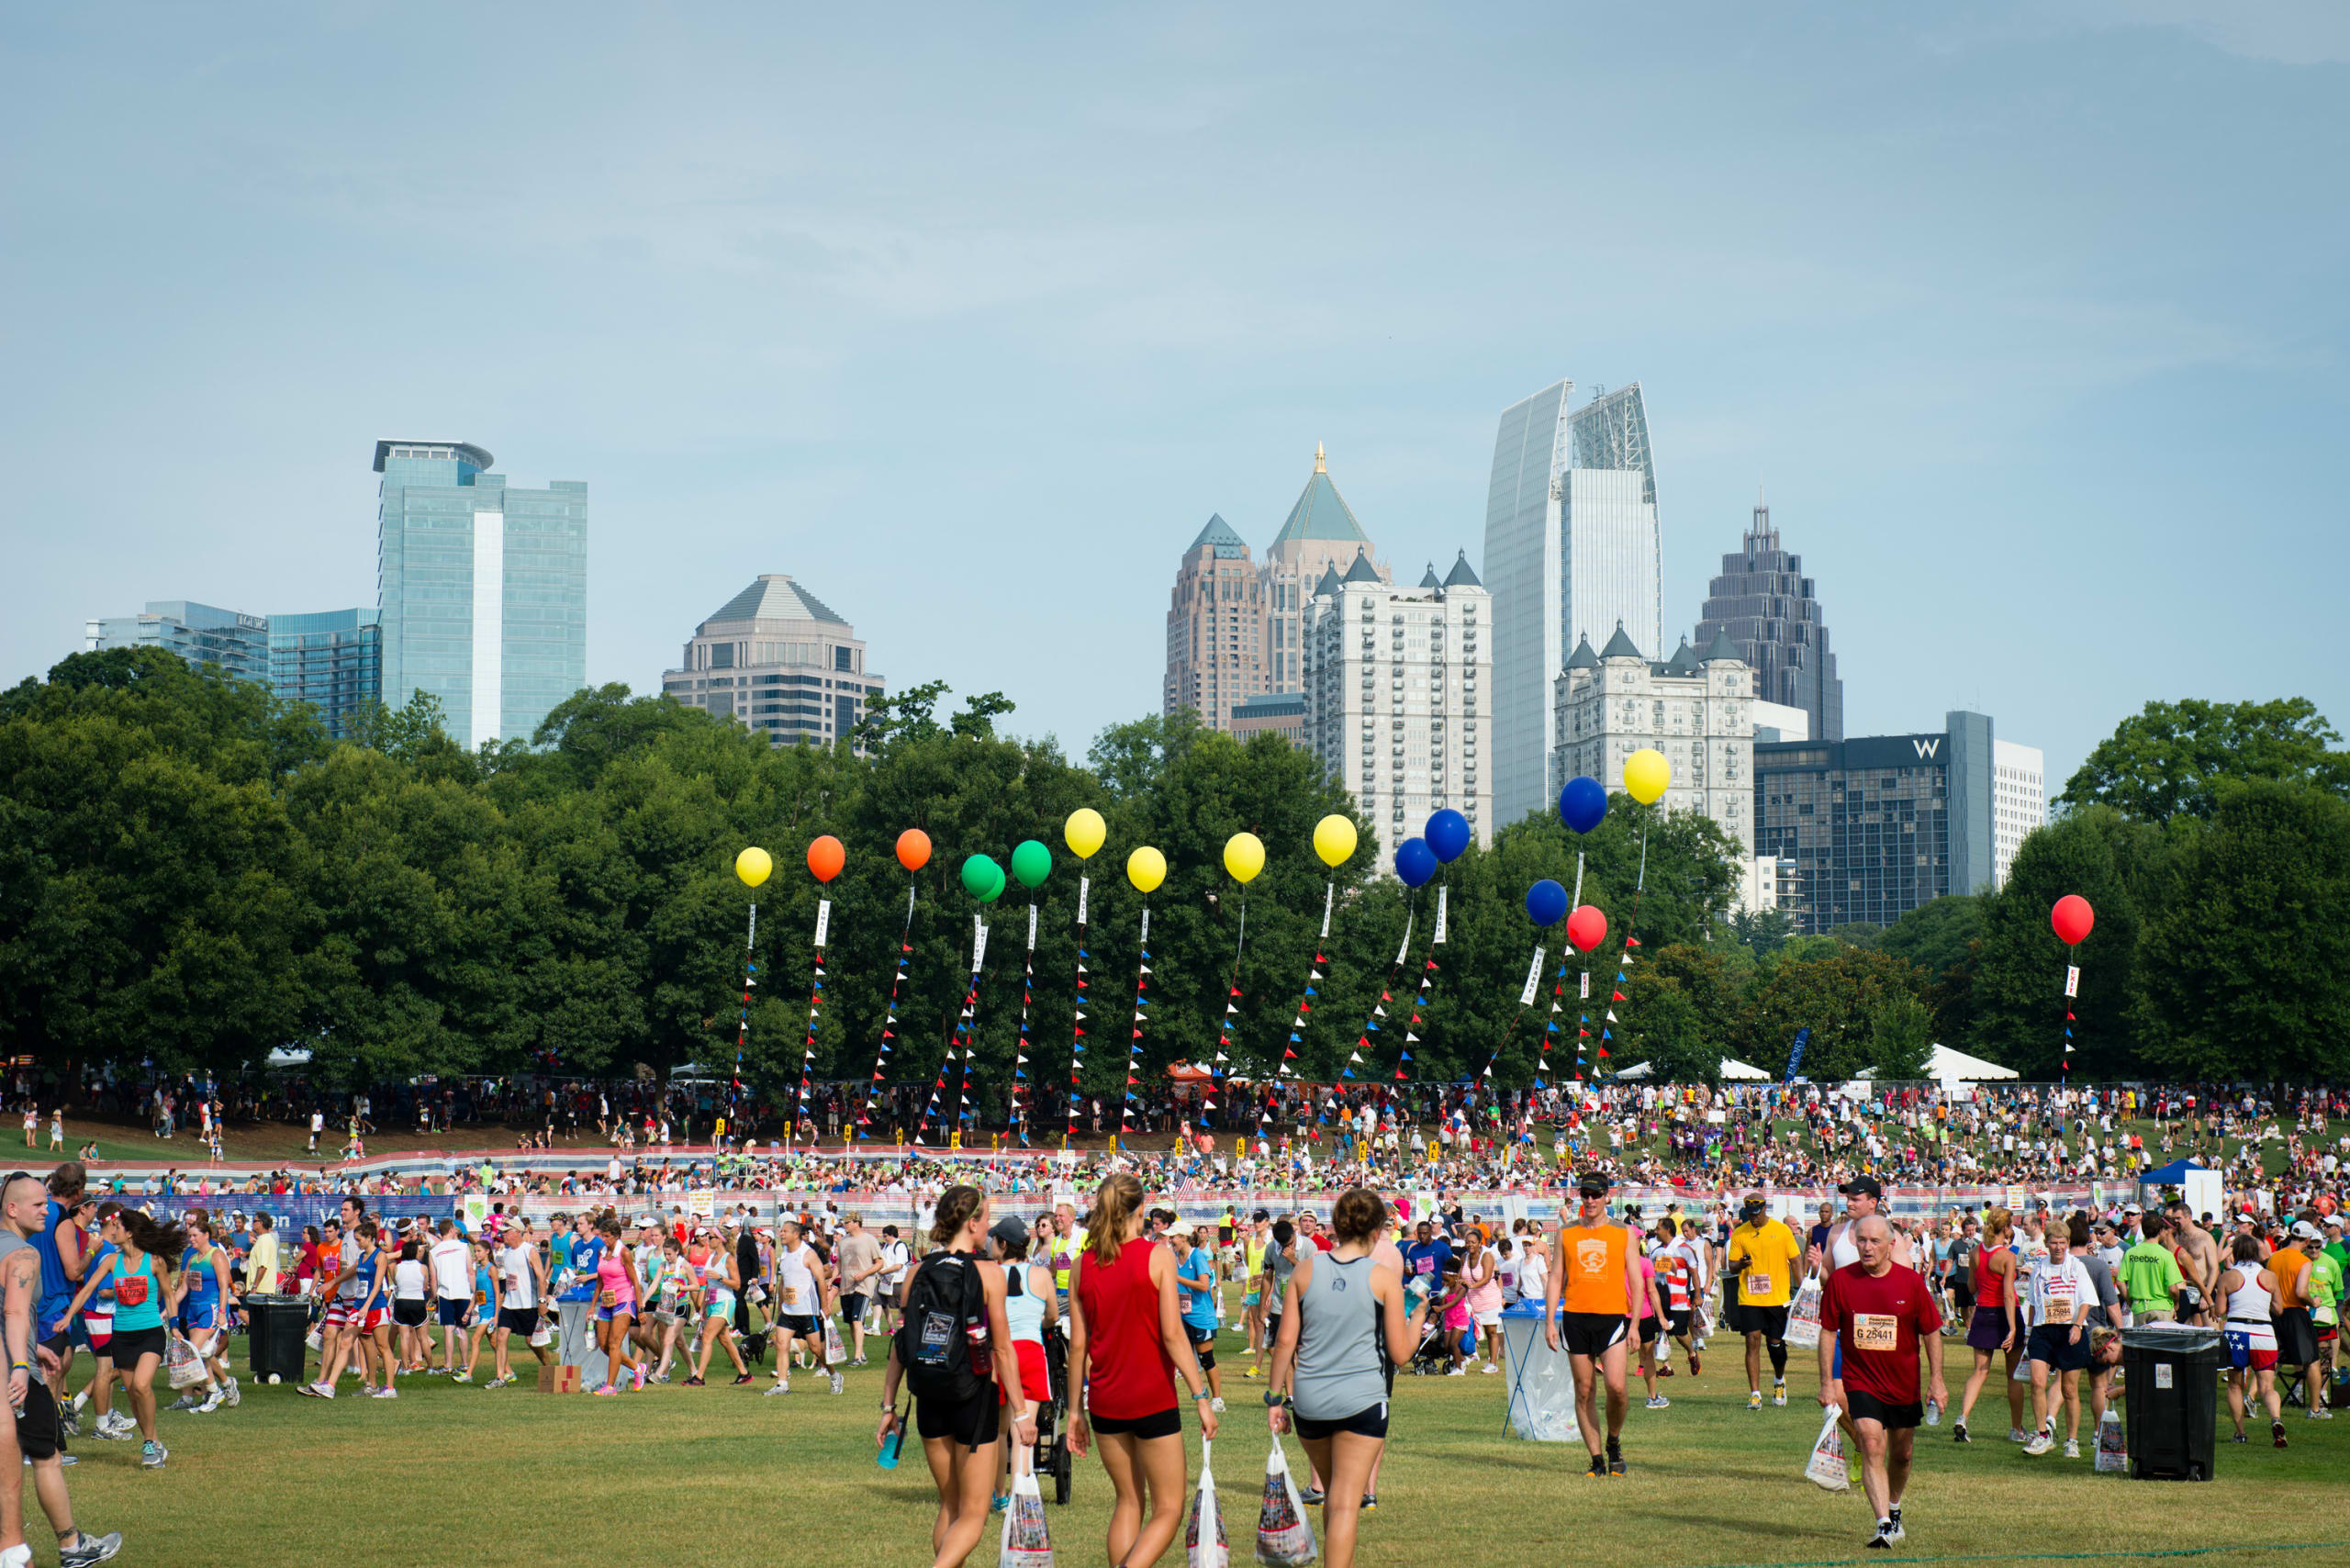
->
xmin=899 ymin=1251 xmax=990 ymax=1403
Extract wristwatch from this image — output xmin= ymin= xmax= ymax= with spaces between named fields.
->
xmin=1262 ymin=1390 xmax=1288 ymax=1407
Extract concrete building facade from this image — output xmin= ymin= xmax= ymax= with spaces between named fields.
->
xmin=1550 ymin=623 xmax=1755 ymax=861
xmin=1992 ymin=738 xmax=2046 ymax=890
xmin=663 ymin=574 xmax=884 ymax=750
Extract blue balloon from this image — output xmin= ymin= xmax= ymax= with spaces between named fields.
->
xmin=1393 ymin=836 xmax=1438 ymax=889
xmin=1525 ymin=878 xmax=1569 ymax=926
xmin=1559 ymin=776 xmax=1607 ymax=835
xmin=1425 ymin=809 xmax=1471 ymax=863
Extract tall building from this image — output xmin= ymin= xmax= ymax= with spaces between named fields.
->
xmin=375 ymin=440 xmax=587 ymax=750
xmin=1483 ymin=379 xmax=1662 ymax=828
xmin=1693 ymin=494 xmax=1844 ymax=743
xmin=1991 ymin=738 xmax=2045 ymax=890
xmin=84 ymin=600 xmax=271 ymax=684
xmin=1752 ymin=711 xmax=2003 ymax=933
xmin=268 ymin=609 xmax=382 ymax=739
xmin=1550 ymin=624 xmax=1754 ymax=860
xmin=663 ymin=574 xmax=884 ymax=749
xmin=1162 ymin=445 xmax=1387 ymax=732
xmin=1303 ymin=551 xmax=1491 ymax=863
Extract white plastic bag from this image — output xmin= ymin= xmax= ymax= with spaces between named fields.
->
xmin=1785 ymin=1280 xmax=1823 ymax=1350
xmin=166 ymin=1331 xmax=207 ymax=1389
xmin=1804 ymin=1404 xmax=1849 ymax=1491
xmin=1255 ymin=1434 xmax=1317 ymax=1565
xmin=1186 ymin=1437 xmax=1229 ymax=1568
xmin=999 ymin=1444 xmax=1054 ymax=1568
xmin=2094 ymin=1409 xmax=2127 ymax=1473
xmin=823 ymin=1315 xmax=847 ymax=1366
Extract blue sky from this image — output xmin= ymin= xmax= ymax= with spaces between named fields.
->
xmin=6 ymin=4 xmax=2344 ymax=794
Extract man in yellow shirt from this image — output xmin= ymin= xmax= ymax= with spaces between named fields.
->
xmin=1729 ymin=1192 xmax=1804 ymax=1408
xmin=245 ymin=1213 xmax=283 ymax=1294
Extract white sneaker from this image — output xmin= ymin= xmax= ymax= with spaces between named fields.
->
xmin=372 ymin=1387 xmax=398 ymax=1399
xmin=222 ymin=1377 xmax=241 ymax=1407
xmin=308 ymin=1383 xmax=336 ymax=1400
xmin=1645 ymin=1395 xmax=1670 ymax=1409
xmin=2023 ymin=1429 xmax=2053 ymax=1456
xmin=829 ymin=1371 xmax=844 ymax=1395
xmin=2063 ymin=1439 xmax=2080 ymax=1459
xmin=2009 ymin=1427 xmax=2028 ymax=1443
xmin=1211 ymin=1396 xmax=1226 ymax=1413
xmin=1772 ymin=1383 xmax=1787 ymax=1407
xmin=195 ymin=1392 xmax=222 ymax=1414
xmin=764 ymin=1381 xmax=791 ymax=1396
xmin=1482 ymin=1363 xmax=1498 ymax=1374
xmin=1445 ymin=1365 xmax=1466 ymax=1376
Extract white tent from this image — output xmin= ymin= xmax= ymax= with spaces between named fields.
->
xmin=1613 ymin=1057 xmax=1771 ymax=1081
xmin=1852 ymin=1045 xmax=2017 ymax=1088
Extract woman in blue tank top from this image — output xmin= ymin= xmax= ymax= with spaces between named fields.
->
xmin=63 ymin=1206 xmax=185 ymax=1469
xmin=172 ymin=1219 xmax=238 ymax=1413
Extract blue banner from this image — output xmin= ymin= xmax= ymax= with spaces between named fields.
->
xmin=1784 ymin=1026 xmax=1811 ymax=1081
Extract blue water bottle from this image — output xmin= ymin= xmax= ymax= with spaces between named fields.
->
xmin=878 ymin=1406 xmax=905 ymax=1469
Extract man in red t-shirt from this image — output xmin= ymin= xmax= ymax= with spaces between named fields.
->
xmin=1819 ymin=1215 xmax=1947 ymax=1551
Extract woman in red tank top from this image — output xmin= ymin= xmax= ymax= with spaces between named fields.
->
xmin=1954 ymin=1208 xmax=2022 ymax=1442
xmin=1068 ymin=1172 xmax=1217 ymax=1568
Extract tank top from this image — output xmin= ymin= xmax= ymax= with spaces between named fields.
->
xmin=599 ymin=1251 xmax=633 ymax=1305
xmin=1076 ymin=1238 xmax=1177 ymax=1420
xmin=1558 ymin=1223 xmax=1631 ymax=1316
xmin=1975 ymin=1244 xmax=2009 ymax=1308
xmin=32 ymin=1199 xmax=72 ymax=1327
xmin=181 ymin=1245 xmax=222 ymax=1310
xmin=111 ymin=1251 xmax=164 ymax=1331
xmin=1004 ymin=1264 xmax=1047 ymax=1348
xmin=2224 ymin=1263 xmax=2276 ymax=1327
xmin=1292 ymin=1252 xmax=1388 ymax=1423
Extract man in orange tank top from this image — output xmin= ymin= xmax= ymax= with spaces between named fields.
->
xmin=1542 ymin=1172 xmax=1650 ymax=1477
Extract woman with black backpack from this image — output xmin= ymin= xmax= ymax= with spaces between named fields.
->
xmin=877 ymin=1185 xmax=1036 ymax=1568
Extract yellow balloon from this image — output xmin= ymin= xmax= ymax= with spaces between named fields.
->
xmin=1126 ymin=846 xmax=1166 ymax=894
xmin=734 ymin=846 xmax=772 ymax=888
xmin=1312 ymin=813 xmax=1357 ymax=869
xmin=1223 ymin=832 xmax=1265 ymax=884
xmin=1623 ymin=747 xmax=1671 ymax=805
xmin=1065 ymin=808 xmax=1107 ymax=861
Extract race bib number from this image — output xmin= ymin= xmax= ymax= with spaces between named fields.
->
xmin=782 ymin=1286 xmax=800 ymax=1307
xmin=2044 ymin=1289 xmax=2074 ymax=1319
xmin=1853 ymin=1314 xmax=1898 ymax=1352
xmin=1745 ymin=1273 xmax=1773 ymax=1299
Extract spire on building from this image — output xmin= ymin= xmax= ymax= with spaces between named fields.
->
xmin=1315 ymin=441 xmax=1326 ymax=475
xmin=1700 ymin=625 xmax=1741 ymax=664
xmin=1313 ymin=562 xmax=1343 ymax=598
xmin=1598 ymin=621 xmax=1644 ymax=661
xmin=1441 ymin=550 xmax=1483 ymax=589
xmin=1663 ymin=636 xmax=1698 ymax=677
xmin=1189 ymin=513 xmax=1250 ymax=559
xmin=1419 ymin=562 xmax=1443 ymax=589
xmin=1564 ymin=633 xmax=1599 ymax=671
xmin=1342 ymin=547 xmax=1382 ymax=585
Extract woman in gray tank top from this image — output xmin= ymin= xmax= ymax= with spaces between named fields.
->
xmin=1268 ymin=1189 xmax=1431 ymax=1568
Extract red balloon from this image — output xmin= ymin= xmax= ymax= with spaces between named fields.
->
xmin=2052 ymin=894 xmax=2095 ymax=946
xmin=806 ymin=834 xmax=845 ymax=883
xmin=895 ymin=829 xmax=932 ymax=872
xmin=1566 ymin=903 xmax=1607 ymax=954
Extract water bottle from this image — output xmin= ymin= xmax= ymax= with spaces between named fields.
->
xmin=1924 ymin=1397 xmax=1941 ymax=1427
xmin=878 ymin=1415 xmax=904 ymax=1469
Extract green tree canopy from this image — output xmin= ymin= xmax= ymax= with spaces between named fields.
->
xmin=2060 ymin=698 xmax=2350 ymax=823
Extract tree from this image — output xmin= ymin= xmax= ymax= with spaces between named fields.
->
xmin=1627 ymin=986 xmax=1720 ymax=1084
xmin=1739 ymin=946 xmax=1926 ymax=1081
xmin=1866 ymin=992 xmax=1935 ymax=1080
xmin=2060 ymin=698 xmax=2350 ymax=823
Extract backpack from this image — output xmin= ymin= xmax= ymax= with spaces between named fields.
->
xmin=899 ymin=1252 xmax=990 ymax=1404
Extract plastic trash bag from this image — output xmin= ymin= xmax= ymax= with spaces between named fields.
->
xmin=1785 ymin=1280 xmax=1823 ymax=1350
xmin=1255 ymin=1434 xmax=1317 ymax=1565
xmin=166 ymin=1331 xmax=207 ymax=1389
xmin=999 ymin=1444 xmax=1055 ymax=1568
xmin=1804 ymin=1404 xmax=1850 ymax=1491
xmin=1187 ymin=1437 xmax=1229 ymax=1568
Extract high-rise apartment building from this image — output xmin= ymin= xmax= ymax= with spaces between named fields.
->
xmin=1991 ymin=738 xmax=2045 ymax=890
xmin=84 ymin=600 xmax=271 ymax=684
xmin=376 ymin=440 xmax=587 ymax=749
xmin=1483 ymin=379 xmax=1662 ymax=828
xmin=269 ymin=609 xmax=383 ymax=738
xmin=663 ymin=574 xmax=884 ymax=749
xmin=1303 ymin=552 xmax=1491 ymax=863
xmin=1162 ymin=445 xmax=1388 ymax=732
xmin=1550 ymin=624 xmax=1755 ymax=860
xmin=1694 ymin=495 xmax=1844 ymax=743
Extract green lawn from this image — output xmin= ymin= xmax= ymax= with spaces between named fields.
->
xmin=46 ymin=1335 xmax=2344 ymax=1568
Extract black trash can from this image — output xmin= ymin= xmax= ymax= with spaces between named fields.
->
xmin=245 ymin=1294 xmax=309 ymax=1386
xmin=2121 ymin=1322 xmax=2224 ymax=1480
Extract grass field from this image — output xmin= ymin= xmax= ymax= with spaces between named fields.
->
xmin=43 ymin=1333 xmax=2344 ymax=1568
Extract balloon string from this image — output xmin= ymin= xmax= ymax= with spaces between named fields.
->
xmin=1123 ymin=902 xmax=1148 ymax=1136
xmin=856 ymin=881 xmax=916 ymax=1139
xmin=733 ymin=900 xmax=756 ymax=1136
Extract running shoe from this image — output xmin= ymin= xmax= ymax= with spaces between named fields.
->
xmin=56 ymin=1454 xmax=77 ymax=1467
xmin=684 ymin=1376 xmax=706 ymax=1387
xmin=371 ymin=1387 xmax=398 ymax=1400
xmin=852 ymin=1356 xmax=869 ymax=1368
xmin=166 ymin=1393 xmax=203 ymax=1413
xmin=1656 ymin=1364 xmax=1673 ymax=1377
xmin=1210 ymin=1395 xmax=1225 ymax=1412
xmin=731 ymin=1373 xmax=755 ymax=1386
xmin=2229 ymin=1431 xmax=2248 ymax=1443
xmin=1360 ymin=1495 xmax=1377 ymax=1513
xmin=2063 ymin=1439 xmax=2080 ymax=1459
xmin=60 ymin=1408 xmax=79 ymax=1439
xmin=1689 ymin=1352 xmax=1701 ymax=1374
xmin=484 ymin=1375 xmax=512 ymax=1390
xmin=1889 ymin=1507 xmax=1904 ymax=1538
xmin=1446 ymin=1365 xmax=1466 ymax=1376
xmin=593 ymin=1384 xmax=620 ymax=1396
xmin=2272 ymin=1420 xmax=2288 ymax=1449
xmin=830 ymin=1371 xmax=845 ymax=1395
xmin=1606 ymin=1439 xmax=1625 ymax=1476
xmin=139 ymin=1441 xmax=166 ymax=1470
xmin=764 ymin=1381 xmax=791 ymax=1396
xmin=1772 ymin=1381 xmax=1787 ymax=1407
xmin=2307 ymin=1406 xmax=2333 ymax=1420
xmin=221 ymin=1378 xmax=241 ymax=1407
xmin=307 ymin=1383 xmax=337 ymax=1399
xmin=2008 ymin=1427 xmax=2028 ymax=1443
xmin=451 ymin=1372 xmax=472 ymax=1383
xmin=1584 ymin=1454 xmax=1606 ymax=1479
xmin=195 ymin=1392 xmax=221 ymax=1415
xmin=990 ymin=1494 xmax=1009 ymax=1514
xmin=1482 ymin=1363 xmax=1498 ymax=1374
xmin=633 ymin=1367 xmax=647 ymax=1392
xmin=1644 ymin=1395 xmax=1669 ymax=1410
xmin=1297 ymin=1486 xmax=1325 ymax=1505
xmin=58 ymin=1529 xmax=123 ymax=1567
xmin=1952 ymin=1421 xmax=1970 ymax=1443
xmin=1747 ymin=1391 xmax=1763 ymax=1411
xmin=2023 ymin=1428 xmax=2053 ymax=1456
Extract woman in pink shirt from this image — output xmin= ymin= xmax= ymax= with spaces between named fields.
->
xmin=1463 ymin=1226 xmax=1505 ymax=1372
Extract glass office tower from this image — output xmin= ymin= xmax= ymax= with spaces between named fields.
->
xmin=84 ymin=600 xmax=271 ymax=683
xmin=375 ymin=440 xmax=587 ymax=748
xmin=268 ymin=608 xmax=382 ymax=738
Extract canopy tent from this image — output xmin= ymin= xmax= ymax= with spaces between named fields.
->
xmin=1612 ymin=1058 xmax=1770 ymax=1081
xmin=2139 ymin=1157 xmax=2208 ymax=1186
xmin=2138 ymin=1158 xmax=2222 ymax=1222
xmin=1852 ymin=1045 xmax=2018 ymax=1088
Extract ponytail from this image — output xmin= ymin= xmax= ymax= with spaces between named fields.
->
xmin=930 ymin=1185 xmax=985 ymax=1248
xmin=118 ymin=1209 xmax=185 ymax=1260
xmin=1089 ymin=1174 xmax=1143 ymax=1269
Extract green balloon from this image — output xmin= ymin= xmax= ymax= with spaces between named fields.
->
xmin=1010 ymin=839 xmax=1052 ymax=890
xmin=961 ymin=854 xmax=1004 ymax=901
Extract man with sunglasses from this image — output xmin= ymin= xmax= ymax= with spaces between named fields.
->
xmin=4 ymin=1172 xmax=124 ymax=1566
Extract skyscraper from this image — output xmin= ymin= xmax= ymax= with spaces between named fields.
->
xmin=84 ymin=600 xmax=271 ymax=683
xmin=1483 ymin=380 xmax=1662 ymax=826
xmin=268 ymin=608 xmax=382 ymax=739
xmin=663 ymin=574 xmax=884 ymax=749
xmin=1694 ymin=495 xmax=1843 ymax=743
xmin=375 ymin=440 xmax=587 ymax=749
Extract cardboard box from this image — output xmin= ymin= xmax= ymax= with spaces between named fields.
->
xmin=537 ymin=1364 xmax=582 ymax=1394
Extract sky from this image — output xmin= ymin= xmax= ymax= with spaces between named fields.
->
xmin=6 ymin=3 xmax=2345 ymax=796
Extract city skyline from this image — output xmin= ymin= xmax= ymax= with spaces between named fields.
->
xmin=8 ymin=6 xmax=2346 ymax=798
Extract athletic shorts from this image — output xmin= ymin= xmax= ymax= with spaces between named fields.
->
xmin=1561 ymin=1311 xmax=1629 ymax=1358
xmin=2027 ymin=1323 xmax=2091 ymax=1372
xmin=2224 ymin=1328 xmax=2279 ymax=1372
xmin=1966 ymin=1305 xmax=2012 ymax=1353
xmin=1736 ymin=1304 xmax=1791 ymax=1340
xmin=359 ymin=1305 xmax=389 ymax=1334
xmin=1475 ymin=1309 xmax=1502 ymax=1328
xmin=1667 ymin=1309 xmax=1693 ymax=1338
xmin=840 ymin=1294 xmax=869 ymax=1326
xmin=597 ymin=1299 xmax=637 ymax=1323
xmin=14 ymin=1379 xmax=61 ymax=1462
xmin=110 ymin=1325 xmax=167 ymax=1367
xmin=182 ymin=1305 xmax=224 ymax=1334
xmin=1262 ymin=1314 xmax=1282 ymax=1350
xmin=916 ymin=1388 xmax=1002 ymax=1450
xmin=393 ymin=1298 xmax=429 ymax=1327
xmin=498 ymin=1306 xmax=540 ymax=1336
xmin=1845 ymin=1387 xmax=1924 ymax=1429
xmin=1636 ymin=1316 xmax=1661 ymax=1345
xmin=1294 ymin=1400 xmax=1390 ymax=1440
xmin=2274 ymin=1307 xmax=2321 ymax=1367
xmin=1089 ymin=1406 xmax=1181 ymax=1439
xmin=437 ymin=1298 xmax=469 ymax=1327
xmin=1003 ymin=1339 xmax=1050 ymax=1405
xmin=778 ymin=1314 xmax=818 ymax=1339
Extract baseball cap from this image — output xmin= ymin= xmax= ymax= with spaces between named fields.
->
xmin=989 ymin=1215 xmax=1030 ymax=1249
xmin=1840 ymin=1176 xmax=1884 ymax=1199
xmin=1576 ymin=1172 xmax=1609 ymax=1197
xmin=2291 ymin=1220 xmax=2322 ymax=1241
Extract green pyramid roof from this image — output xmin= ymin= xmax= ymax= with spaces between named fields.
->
xmin=1190 ymin=513 xmax=1250 ymax=560
xmin=704 ymin=575 xmax=845 ymax=627
xmin=1313 ymin=563 xmax=1343 ymax=598
xmin=1700 ymin=627 xmax=1742 ymax=663
xmin=1442 ymin=550 xmax=1483 ymax=588
xmin=1599 ymin=622 xmax=1644 ymax=660
xmin=1342 ymin=548 xmax=1382 ymax=585
xmin=1564 ymin=634 xmax=1599 ymax=671
xmin=1269 ymin=449 xmax=1371 ymax=550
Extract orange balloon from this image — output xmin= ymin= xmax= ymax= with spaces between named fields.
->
xmin=896 ymin=829 xmax=932 ymax=872
xmin=806 ymin=834 xmax=845 ymax=883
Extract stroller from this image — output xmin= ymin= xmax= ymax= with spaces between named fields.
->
xmin=1404 ymin=1286 xmax=1467 ymax=1374
xmin=1033 ymin=1323 xmax=1074 ymax=1503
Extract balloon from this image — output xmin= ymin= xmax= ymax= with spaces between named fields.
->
xmin=1559 ymin=776 xmax=1607 ymax=834
xmin=1010 ymin=839 xmax=1052 ymax=890
xmin=1566 ymin=904 xmax=1607 ymax=954
xmin=1222 ymin=832 xmax=1265 ymax=884
xmin=1425 ymin=809 xmax=1471 ymax=863
xmin=1312 ymin=813 xmax=1358 ymax=868
xmin=1525 ymin=879 xmax=1568 ymax=926
xmin=895 ymin=829 xmax=932 ymax=872
xmin=805 ymin=834 xmax=845 ymax=883
xmin=1623 ymin=748 xmax=1671 ymax=805
xmin=733 ymin=846 xmax=772 ymax=888
xmin=1126 ymin=846 xmax=1167 ymax=894
xmin=1064 ymin=808 xmax=1107 ymax=861
xmin=961 ymin=854 xmax=1005 ymax=902
xmin=2052 ymin=894 xmax=2096 ymax=946
xmin=1393 ymin=836 xmax=1437 ymax=889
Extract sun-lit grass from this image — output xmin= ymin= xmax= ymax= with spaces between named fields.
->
xmin=47 ymin=1330 xmax=2343 ymax=1568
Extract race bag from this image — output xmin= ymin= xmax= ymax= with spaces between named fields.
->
xmin=2094 ymin=1409 xmax=2128 ymax=1474
xmin=999 ymin=1443 xmax=1055 ymax=1568
xmin=1804 ymin=1405 xmax=1850 ymax=1492
xmin=165 ymin=1331 xmax=207 ymax=1389
xmin=901 ymin=1253 xmax=990 ymax=1404
xmin=1187 ymin=1437 xmax=1229 ymax=1568
xmin=823 ymin=1314 xmax=848 ymax=1367
xmin=1785 ymin=1279 xmax=1823 ymax=1350
xmin=1255 ymin=1434 xmax=1318 ymax=1566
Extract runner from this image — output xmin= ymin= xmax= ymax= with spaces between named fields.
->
xmin=1953 ymin=1207 xmax=2022 ymax=1444
xmin=390 ymin=1238 xmax=431 ymax=1374
xmin=427 ymin=1220 xmax=473 ymax=1376
xmin=1540 ymin=1172 xmax=1645 ymax=1476
xmin=3 ymin=1171 xmax=124 ymax=1566
xmin=1726 ymin=1192 xmax=1803 ymax=1410
xmin=987 ymin=1214 xmax=1058 ymax=1514
xmin=1817 ymin=1215 xmax=1946 ymax=1551
xmin=1268 ymin=1188 xmax=1429 ymax=1568
xmin=2217 ymin=1235 xmax=2286 ymax=1448
xmin=589 ymin=1215 xmax=643 ymax=1395
xmin=2020 ymin=1215 xmax=2092 ymax=1456
xmin=60 ymin=1208 xmax=179 ymax=1470
xmin=167 ymin=1215 xmax=236 ymax=1414
xmin=764 ymin=1217 xmax=838 ymax=1396
xmin=1066 ymin=1172 xmax=1217 ymax=1568
xmin=687 ymin=1226 xmax=753 ymax=1386
xmin=835 ymin=1213 xmax=885 ymax=1368
xmin=1176 ymin=1226 xmax=1225 ymax=1412
xmin=485 ymin=1216 xmax=551 ymax=1389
